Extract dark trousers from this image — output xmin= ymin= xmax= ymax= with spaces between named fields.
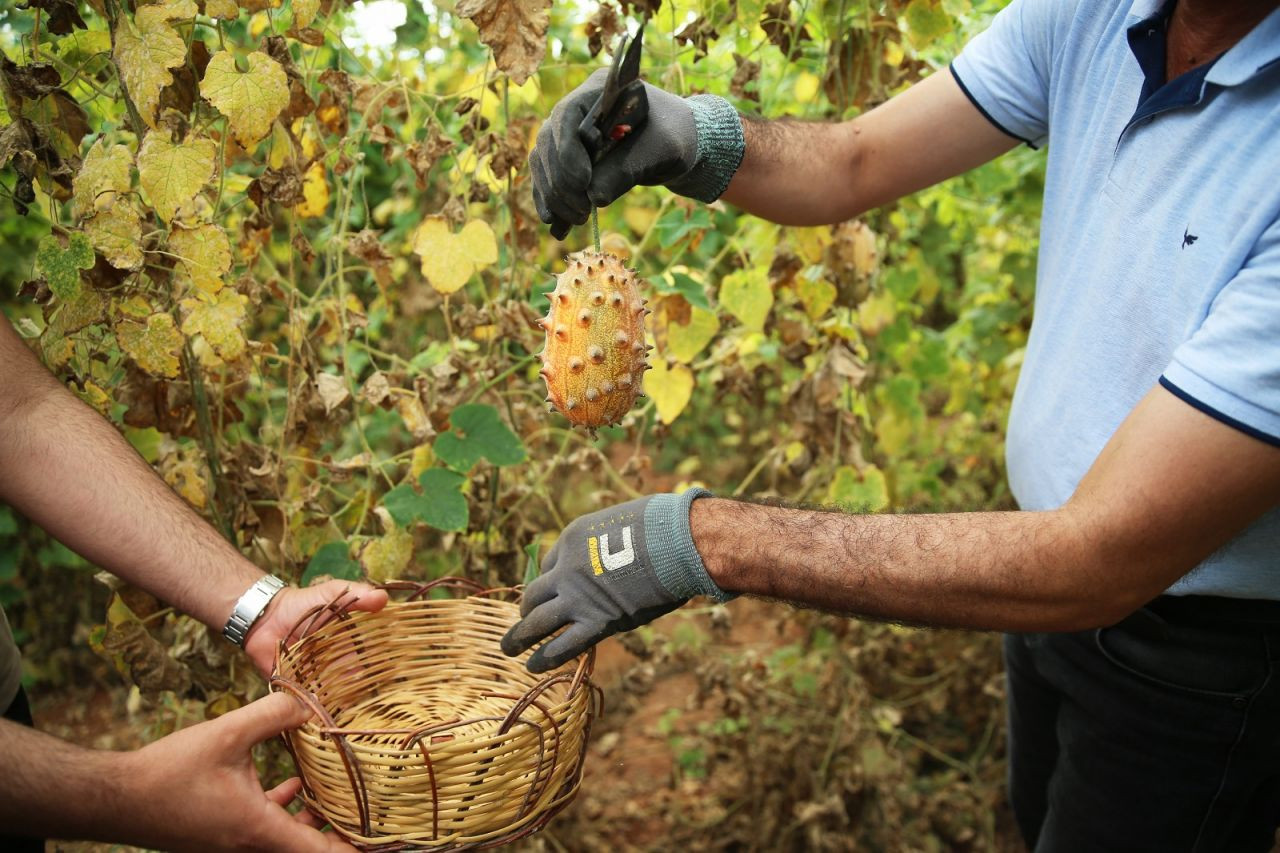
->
xmin=3 ymin=687 xmax=46 ymax=853
xmin=1006 ymin=595 xmax=1280 ymax=852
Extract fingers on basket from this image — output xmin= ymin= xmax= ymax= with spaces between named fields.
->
xmin=520 ymin=564 xmax=559 ymax=617
xmin=501 ymin=596 xmax=569 ymax=658
xmin=526 ymin=622 xmax=606 ymax=674
xmin=266 ymin=776 xmax=304 ymax=807
xmin=263 ymin=803 xmax=356 ymax=853
xmin=233 ymin=691 xmax=313 ymax=747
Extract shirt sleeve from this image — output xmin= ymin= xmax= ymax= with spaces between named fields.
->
xmin=949 ymin=0 xmax=1074 ymax=148
xmin=1160 ymin=217 xmax=1280 ymax=447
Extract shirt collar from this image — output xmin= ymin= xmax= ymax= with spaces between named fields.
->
xmin=1127 ymin=0 xmax=1280 ymax=88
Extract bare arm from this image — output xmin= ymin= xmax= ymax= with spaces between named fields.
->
xmin=693 ymin=386 xmax=1280 ymax=631
xmin=0 ymin=314 xmax=387 ymax=670
xmin=0 ymin=315 xmax=260 ymax=629
xmin=720 ymin=71 xmax=1020 ymax=226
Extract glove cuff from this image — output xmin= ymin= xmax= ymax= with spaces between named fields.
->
xmin=645 ymin=488 xmax=737 ymax=603
xmin=664 ymin=95 xmax=745 ymax=204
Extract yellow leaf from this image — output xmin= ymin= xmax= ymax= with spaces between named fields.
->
xmin=115 ymin=312 xmax=184 ymax=378
xmin=169 ymin=223 xmax=231 ymax=294
xmin=160 ymin=445 xmax=209 ymax=510
xmin=719 ymin=267 xmax=773 ymax=332
xmin=409 ymin=444 xmax=435 ymax=480
xmin=180 ymin=290 xmax=248 ymax=361
xmin=267 ymin=121 xmax=294 ymax=169
xmin=412 ymin=217 xmax=497 ymax=294
xmin=359 ymin=525 xmax=413 ymax=583
xmin=647 ymin=359 xmax=694 ymax=425
xmin=84 ymin=205 xmax=144 ymax=271
xmin=791 ymin=226 xmax=833 ymax=265
xmin=397 ymin=394 xmax=433 ymax=441
xmin=78 ymin=381 xmax=112 ymax=416
xmin=794 ymin=71 xmax=820 ymax=102
xmin=201 ymin=51 xmax=290 ymax=147
xmin=137 ymin=132 xmax=216 ymax=223
xmin=295 ymin=161 xmax=329 ymax=218
xmin=73 ymin=139 xmax=132 ymax=220
xmin=293 ymin=0 xmax=320 ymax=28
xmin=797 ymin=274 xmax=837 ymax=321
xmin=858 ymin=290 xmax=896 ymax=336
xmin=666 ymin=305 xmax=719 ymax=364
xmin=206 ymin=0 xmax=239 ymax=18
xmin=113 ymin=0 xmax=198 ymax=128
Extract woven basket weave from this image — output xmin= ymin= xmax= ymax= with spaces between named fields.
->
xmin=270 ymin=578 xmax=601 ymax=850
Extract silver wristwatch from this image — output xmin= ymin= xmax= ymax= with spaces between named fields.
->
xmin=222 ymin=575 xmax=287 ymax=647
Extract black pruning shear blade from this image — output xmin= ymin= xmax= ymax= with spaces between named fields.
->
xmin=579 ymin=27 xmax=648 ymax=164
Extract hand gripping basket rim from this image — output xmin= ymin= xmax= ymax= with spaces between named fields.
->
xmin=268 ymin=577 xmax=602 ymax=851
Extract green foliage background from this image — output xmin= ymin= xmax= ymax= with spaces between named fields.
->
xmin=1 ymin=0 xmax=1042 ymax=846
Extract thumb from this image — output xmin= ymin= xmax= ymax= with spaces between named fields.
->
xmin=224 ymin=691 xmax=314 ymax=749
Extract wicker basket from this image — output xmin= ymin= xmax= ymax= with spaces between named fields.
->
xmin=270 ymin=578 xmax=601 ymax=850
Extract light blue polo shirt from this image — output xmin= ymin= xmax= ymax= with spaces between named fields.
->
xmin=951 ymin=0 xmax=1280 ymax=600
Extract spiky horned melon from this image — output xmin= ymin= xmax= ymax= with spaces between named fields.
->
xmin=537 ymin=251 xmax=648 ymax=428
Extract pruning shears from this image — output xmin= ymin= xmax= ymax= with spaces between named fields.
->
xmin=578 ymin=27 xmax=648 ymax=164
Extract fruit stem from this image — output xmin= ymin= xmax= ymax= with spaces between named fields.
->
xmin=591 ymin=208 xmax=601 ymax=253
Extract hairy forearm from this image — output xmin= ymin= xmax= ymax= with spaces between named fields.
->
xmin=719 ymin=71 xmax=1018 ymax=226
xmin=0 ymin=323 xmax=260 ymax=629
xmin=692 ymin=499 xmax=1136 ymax=632
xmin=0 ymin=718 xmax=134 ymax=839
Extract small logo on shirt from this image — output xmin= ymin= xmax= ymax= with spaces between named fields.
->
xmin=1181 ymin=226 xmax=1198 ymax=249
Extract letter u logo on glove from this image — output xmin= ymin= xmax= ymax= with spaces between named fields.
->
xmin=588 ymin=526 xmax=636 ymax=575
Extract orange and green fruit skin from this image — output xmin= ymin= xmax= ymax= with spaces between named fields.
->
xmin=538 ymin=251 xmax=648 ymax=428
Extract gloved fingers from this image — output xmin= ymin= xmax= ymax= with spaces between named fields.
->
xmin=531 ymin=152 xmax=589 ymax=232
xmin=525 ymin=621 xmax=608 ymax=674
xmin=585 ymin=133 xmax=644 ymax=208
xmin=546 ymin=103 xmax=593 ymax=220
xmin=519 ymin=565 xmax=559 ymax=616
xmin=501 ymin=596 xmax=569 ymax=658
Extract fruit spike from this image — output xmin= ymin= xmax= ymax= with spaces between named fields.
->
xmin=539 ymin=250 xmax=648 ymax=429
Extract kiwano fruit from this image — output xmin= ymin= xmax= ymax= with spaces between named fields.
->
xmin=537 ymin=251 xmax=649 ymax=428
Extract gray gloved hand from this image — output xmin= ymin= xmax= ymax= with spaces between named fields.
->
xmin=529 ymin=70 xmax=745 ymax=240
xmin=501 ymin=488 xmax=734 ymax=673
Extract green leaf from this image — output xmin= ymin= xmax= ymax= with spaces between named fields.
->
xmin=0 ymin=507 xmax=16 ymax=537
xmin=656 ymin=207 xmax=712 ymax=249
xmin=301 ymin=542 xmax=362 ymax=586
xmin=523 ymin=541 xmax=540 ymax=586
xmin=36 ymin=233 xmax=94 ymax=301
xmin=719 ymin=267 xmax=773 ymax=332
xmin=434 ymin=403 xmax=526 ymax=471
xmin=654 ymin=272 xmax=711 ymax=310
xmin=383 ymin=468 xmax=469 ymax=531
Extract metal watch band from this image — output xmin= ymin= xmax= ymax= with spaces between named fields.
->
xmin=221 ymin=575 xmax=286 ymax=647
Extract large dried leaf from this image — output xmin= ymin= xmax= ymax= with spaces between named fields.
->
xmin=113 ymin=0 xmax=198 ymax=128
xmin=180 ymin=289 xmax=248 ymax=361
xmin=72 ymin=138 xmax=133 ymax=219
xmin=455 ymin=0 xmax=550 ymax=85
xmin=412 ymin=217 xmax=497 ymax=294
xmin=116 ymin=312 xmax=185 ymax=378
xmin=169 ymin=223 xmax=231 ymax=293
xmin=201 ymin=51 xmax=290 ymax=147
xmin=137 ymin=132 xmax=215 ymax=223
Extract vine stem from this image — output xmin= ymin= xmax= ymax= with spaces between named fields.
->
xmin=591 ymin=208 xmax=601 ymax=253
